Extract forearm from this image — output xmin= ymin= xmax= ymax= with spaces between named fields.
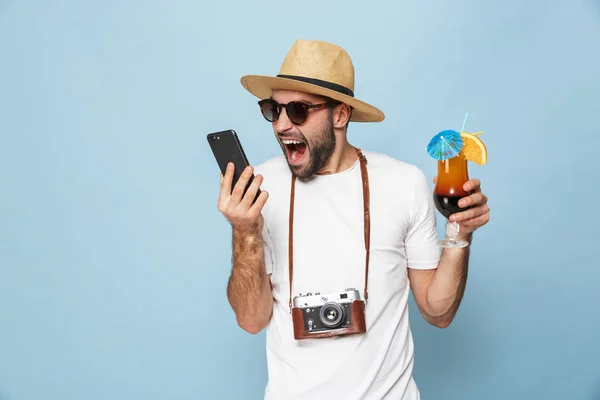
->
xmin=424 ymin=233 xmax=472 ymax=326
xmin=226 ymin=226 xmax=273 ymax=334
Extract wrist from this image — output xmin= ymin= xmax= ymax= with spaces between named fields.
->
xmin=232 ymin=224 xmax=264 ymax=263
xmin=233 ymin=223 xmax=262 ymax=242
xmin=456 ymin=231 xmax=472 ymax=243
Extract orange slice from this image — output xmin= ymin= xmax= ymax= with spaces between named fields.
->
xmin=460 ymin=132 xmax=487 ymax=165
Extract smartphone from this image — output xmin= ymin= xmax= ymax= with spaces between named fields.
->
xmin=207 ymin=129 xmax=261 ymax=202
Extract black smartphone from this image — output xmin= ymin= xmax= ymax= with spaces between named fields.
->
xmin=207 ymin=129 xmax=261 ymax=202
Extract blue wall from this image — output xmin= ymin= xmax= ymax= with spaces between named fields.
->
xmin=1 ymin=1 xmax=599 ymax=399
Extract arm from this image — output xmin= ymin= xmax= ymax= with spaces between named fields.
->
xmin=226 ymin=225 xmax=273 ymax=334
xmin=407 ymin=175 xmax=489 ymax=328
xmin=408 ymin=235 xmax=471 ymax=328
xmin=218 ymin=162 xmax=273 ymax=334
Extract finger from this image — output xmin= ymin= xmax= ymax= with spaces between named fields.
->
xmin=450 ymin=204 xmax=490 ymax=222
xmin=458 ymin=192 xmax=487 ymax=208
xmin=231 ymin=165 xmax=253 ymax=203
xmin=463 ymin=178 xmax=481 ymax=192
xmin=220 ymin=163 xmax=234 ymax=198
xmin=461 ymin=212 xmax=490 ymax=229
xmin=239 ymin=174 xmax=264 ymax=210
xmin=432 ymin=176 xmax=437 ymax=184
xmin=249 ymin=190 xmax=269 ymax=216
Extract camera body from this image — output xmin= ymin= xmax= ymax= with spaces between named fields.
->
xmin=291 ymin=288 xmax=366 ymax=339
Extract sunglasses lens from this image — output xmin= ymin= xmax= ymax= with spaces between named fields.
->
xmin=287 ymin=102 xmax=309 ymax=124
xmin=259 ymin=100 xmax=279 ymax=122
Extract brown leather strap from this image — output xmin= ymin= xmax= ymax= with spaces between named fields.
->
xmin=288 ymin=147 xmax=371 ymax=312
xmin=357 ymin=148 xmax=370 ymax=302
xmin=288 ymin=174 xmax=296 ymax=310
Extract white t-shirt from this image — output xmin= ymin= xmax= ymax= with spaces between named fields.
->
xmin=254 ymin=149 xmax=442 ymax=400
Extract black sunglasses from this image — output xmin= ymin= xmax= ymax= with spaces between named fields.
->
xmin=258 ymin=98 xmax=339 ymax=125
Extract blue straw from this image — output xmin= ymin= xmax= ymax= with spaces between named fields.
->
xmin=461 ymin=112 xmax=469 ymax=132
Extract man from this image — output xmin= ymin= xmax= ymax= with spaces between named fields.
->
xmin=217 ymin=39 xmax=490 ymax=399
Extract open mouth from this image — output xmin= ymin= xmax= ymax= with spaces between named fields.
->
xmin=281 ymin=139 xmax=308 ymax=165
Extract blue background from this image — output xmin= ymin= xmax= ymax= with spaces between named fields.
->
xmin=1 ymin=1 xmax=599 ymax=399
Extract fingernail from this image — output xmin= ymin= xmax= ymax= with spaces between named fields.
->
xmin=227 ymin=162 xmax=233 ymax=170
xmin=459 ymin=200 xmax=466 ymax=207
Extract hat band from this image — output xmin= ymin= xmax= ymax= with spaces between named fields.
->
xmin=277 ymin=74 xmax=354 ymax=97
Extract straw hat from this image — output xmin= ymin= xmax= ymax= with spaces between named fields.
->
xmin=240 ymin=39 xmax=385 ymax=122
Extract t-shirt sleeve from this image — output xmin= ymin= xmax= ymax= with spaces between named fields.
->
xmin=262 ymin=220 xmax=274 ymax=275
xmin=405 ymin=166 xmax=442 ymax=270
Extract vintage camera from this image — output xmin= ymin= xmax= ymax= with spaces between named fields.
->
xmin=291 ymin=288 xmax=366 ymax=339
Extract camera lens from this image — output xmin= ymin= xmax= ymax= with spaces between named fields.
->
xmin=319 ymin=303 xmax=344 ymax=328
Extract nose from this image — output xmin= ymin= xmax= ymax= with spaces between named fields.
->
xmin=274 ymin=105 xmax=293 ymax=133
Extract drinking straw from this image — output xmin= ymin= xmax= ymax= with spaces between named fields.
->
xmin=461 ymin=112 xmax=469 ymax=132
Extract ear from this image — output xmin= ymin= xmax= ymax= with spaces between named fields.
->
xmin=332 ymin=103 xmax=351 ymax=129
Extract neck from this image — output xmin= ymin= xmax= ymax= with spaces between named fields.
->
xmin=316 ymin=140 xmax=358 ymax=175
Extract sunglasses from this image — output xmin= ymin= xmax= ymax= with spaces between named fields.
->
xmin=258 ymin=98 xmax=339 ymax=125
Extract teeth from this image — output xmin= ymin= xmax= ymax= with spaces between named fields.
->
xmin=282 ymin=139 xmax=303 ymax=145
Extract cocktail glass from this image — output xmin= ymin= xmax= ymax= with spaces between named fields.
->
xmin=433 ymin=154 xmax=470 ymax=248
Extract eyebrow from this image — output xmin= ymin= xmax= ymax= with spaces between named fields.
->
xmin=269 ymin=96 xmax=314 ymax=105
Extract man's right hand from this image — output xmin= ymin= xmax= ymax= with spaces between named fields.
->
xmin=218 ymin=162 xmax=268 ymax=232
xmin=219 ymin=162 xmax=273 ymax=334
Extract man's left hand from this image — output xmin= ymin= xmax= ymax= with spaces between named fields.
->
xmin=449 ymin=178 xmax=490 ymax=235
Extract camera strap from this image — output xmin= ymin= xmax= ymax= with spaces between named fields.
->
xmin=288 ymin=147 xmax=371 ymax=313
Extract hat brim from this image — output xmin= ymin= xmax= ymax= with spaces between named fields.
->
xmin=240 ymin=75 xmax=385 ymax=123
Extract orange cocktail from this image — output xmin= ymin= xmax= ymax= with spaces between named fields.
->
xmin=433 ymin=131 xmax=487 ymax=248
xmin=433 ymin=155 xmax=471 ymax=220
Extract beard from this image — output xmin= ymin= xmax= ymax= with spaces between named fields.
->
xmin=280 ymin=115 xmax=336 ymax=179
